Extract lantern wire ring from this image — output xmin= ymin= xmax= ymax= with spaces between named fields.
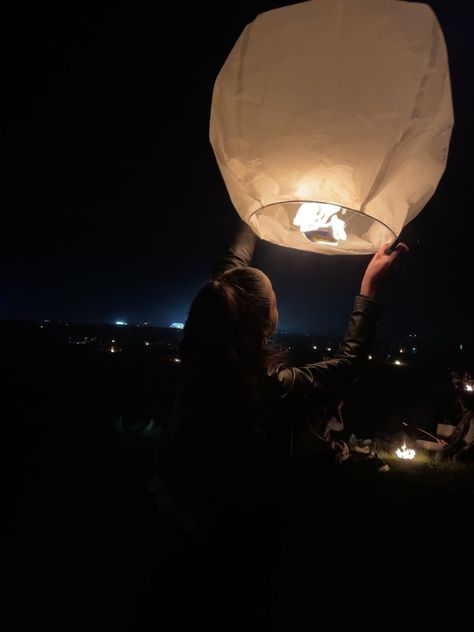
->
xmin=247 ymin=200 xmax=397 ymax=241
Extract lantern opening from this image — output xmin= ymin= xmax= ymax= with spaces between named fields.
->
xmin=251 ymin=201 xmax=396 ymax=254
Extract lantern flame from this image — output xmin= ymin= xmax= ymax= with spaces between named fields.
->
xmin=396 ymin=443 xmax=416 ymax=460
xmin=294 ymin=202 xmax=347 ymax=243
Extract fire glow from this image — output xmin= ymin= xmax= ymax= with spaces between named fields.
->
xmin=396 ymin=443 xmax=416 ymax=460
xmin=293 ymin=202 xmax=347 ymax=244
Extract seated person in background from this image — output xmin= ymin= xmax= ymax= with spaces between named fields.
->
xmin=438 ymin=408 xmax=474 ymax=463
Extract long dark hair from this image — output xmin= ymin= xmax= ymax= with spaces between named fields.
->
xmin=181 ymin=267 xmax=283 ymax=377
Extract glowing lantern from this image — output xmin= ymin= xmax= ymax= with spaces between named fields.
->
xmin=396 ymin=443 xmax=416 ymax=460
xmin=210 ymin=0 xmax=453 ymax=254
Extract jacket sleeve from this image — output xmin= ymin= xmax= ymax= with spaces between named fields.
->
xmin=212 ymin=220 xmax=258 ymax=279
xmin=275 ymin=295 xmax=383 ymax=401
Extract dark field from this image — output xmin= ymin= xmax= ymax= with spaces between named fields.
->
xmin=3 ymin=328 xmax=473 ymax=628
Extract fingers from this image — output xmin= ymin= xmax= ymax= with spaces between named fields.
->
xmin=380 ymin=241 xmax=409 ymax=259
xmin=395 ymin=242 xmax=409 ymax=254
xmin=380 ymin=242 xmax=396 ymax=257
xmin=389 ymin=242 xmax=409 ymax=260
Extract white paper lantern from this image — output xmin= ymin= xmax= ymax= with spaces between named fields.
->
xmin=210 ymin=0 xmax=453 ymax=254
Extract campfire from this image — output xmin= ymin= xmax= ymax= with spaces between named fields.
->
xmin=396 ymin=443 xmax=416 ymax=460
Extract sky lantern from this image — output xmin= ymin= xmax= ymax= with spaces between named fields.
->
xmin=210 ymin=0 xmax=453 ymax=254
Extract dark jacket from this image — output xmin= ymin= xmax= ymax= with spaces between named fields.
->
xmin=214 ymin=221 xmax=383 ymax=401
xmin=152 ymin=221 xmax=383 ymax=533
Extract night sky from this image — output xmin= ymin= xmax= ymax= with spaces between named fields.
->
xmin=2 ymin=1 xmax=473 ymax=342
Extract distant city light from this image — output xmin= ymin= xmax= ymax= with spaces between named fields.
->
xmin=145 ymin=341 xmax=150 ymax=346
xmin=368 ymin=355 xmax=373 ymax=360
xmin=312 ymin=345 xmax=318 ymax=350
xmin=326 ymin=347 xmax=332 ymax=352
xmin=459 ymin=344 xmax=463 ymax=351
xmin=170 ymin=322 xmax=184 ymax=330
xmin=110 ymin=346 xmax=116 ymax=353
xmin=115 ymin=321 xmax=127 ymax=326
xmin=394 ymin=360 xmax=401 ymax=366
xmin=171 ymin=357 xmax=181 ymax=364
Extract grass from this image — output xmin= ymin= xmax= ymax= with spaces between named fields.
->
xmin=374 ymin=443 xmax=474 ymax=496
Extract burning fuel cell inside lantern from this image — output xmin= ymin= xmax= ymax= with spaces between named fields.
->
xmin=293 ymin=202 xmax=347 ymax=244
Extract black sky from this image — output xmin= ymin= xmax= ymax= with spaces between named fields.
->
xmin=1 ymin=1 xmax=473 ymax=341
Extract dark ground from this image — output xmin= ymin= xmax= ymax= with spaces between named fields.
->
xmin=3 ymin=339 xmax=474 ymax=629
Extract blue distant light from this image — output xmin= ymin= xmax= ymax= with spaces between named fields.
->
xmin=115 ymin=320 xmax=127 ymax=326
xmin=170 ymin=322 xmax=184 ymax=330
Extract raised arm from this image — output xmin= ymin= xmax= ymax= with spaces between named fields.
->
xmin=275 ymin=242 xmax=409 ymax=401
xmin=212 ymin=220 xmax=258 ymax=279
xmin=275 ymin=294 xmax=382 ymax=400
